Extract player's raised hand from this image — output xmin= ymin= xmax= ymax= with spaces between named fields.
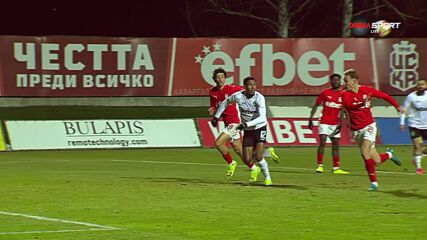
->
xmin=211 ymin=117 xmax=218 ymax=127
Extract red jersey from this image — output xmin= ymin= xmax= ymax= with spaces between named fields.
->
xmin=342 ymin=85 xmax=400 ymax=130
xmin=209 ymin=84 xmax=242 ymax=125
xmin=315 ymin=88 xmax=343 ymax=125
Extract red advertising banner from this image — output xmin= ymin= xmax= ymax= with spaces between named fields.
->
xmin=172 ymin=38 xmax=375 ymax=96
xmin=374 ymin=38 xmax=427 ymax=95
xmin=0 ymin=36 xmax=171 ymax=96
xmin=0 ymin=36 xmax=425 ymax=97
xmin=197 ymin=118 xmax=381 ymax=147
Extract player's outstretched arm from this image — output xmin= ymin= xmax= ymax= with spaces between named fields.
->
xmin=370 ymin=87 xmax=400 ymax=111
xmin=214 ymin=93 xmax=238 ymax=119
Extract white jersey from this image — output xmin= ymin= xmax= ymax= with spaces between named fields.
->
xmin=215 ymin=90 xmax=267 ymax=130
xmin=402 ymin=91 xmax=427 ymax=129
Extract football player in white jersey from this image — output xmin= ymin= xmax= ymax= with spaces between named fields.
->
xmin=209 ymin=68 xmax=279 ymax=179
xmin=400 ymin=79 xmax=427 ymax=174
xmin=213 ymin=77 xmax=273 ymax=186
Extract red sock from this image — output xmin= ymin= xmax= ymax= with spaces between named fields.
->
xmin=222 ymin=152 xmax=234 ymax=164
xmin=380 ymin=153 xmax=390 ymax=163
xmin=246 ymin=161 xmax=254 ymax=169
xmin=317 ymin=153 xmax=324 ymax=165
xmin=364 ymin=158 xmax=377 ymax=182
xmin=333 ymin=155 xmax=340 ymax=168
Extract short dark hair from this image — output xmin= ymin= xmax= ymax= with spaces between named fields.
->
xmin=243 ymin=76 xmax=255 ymax=85
xmin=212 ymin=68 xmax=227 ymax=80
xmin=343 ymin=69 xmax=359 ymax=79
xmin=330 ymin=73 xmax=341 ymax=80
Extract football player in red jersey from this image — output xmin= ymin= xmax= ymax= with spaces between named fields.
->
xmin=342 ymin=69 xmax=402 ymax=191
xmin=209 ymin=68 xmax=278 ymax=179
xmin=308 ymin=74 xmax=348 ymax=174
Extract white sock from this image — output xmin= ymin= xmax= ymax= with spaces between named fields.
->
xmin=414 ymin=155 xmax=422 ymax=169
xmin=371 ymin=181 xmax=378 ymax=186
xmin=258 ymin=158 xmax=271 ymax=180
xmin=253 ymin=151 xmax=271 ymax=160
xmin=249 ymin=164 xmax=257 ymax=171
xmin=263 ymin=149 xmax=270 ymax=158
xmin=386 ymin=152 xmax=392 ymax=158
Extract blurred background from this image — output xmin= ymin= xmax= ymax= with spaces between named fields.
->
xmin=1 ymin=0 xmax=426 ymax=37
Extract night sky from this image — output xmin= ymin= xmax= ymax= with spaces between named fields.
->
xmin=1 ymin=0 xmax=426 ymax=37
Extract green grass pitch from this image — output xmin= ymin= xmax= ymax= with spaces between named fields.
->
xmin=0 ymin=146 xmax=426 ymax=240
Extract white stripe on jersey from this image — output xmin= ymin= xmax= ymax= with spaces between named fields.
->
xmin=403 ymin=91 xmax=427 ymax=129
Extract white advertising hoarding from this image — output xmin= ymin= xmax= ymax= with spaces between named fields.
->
xmin=6 ymin=119 xmax=201 ymax=150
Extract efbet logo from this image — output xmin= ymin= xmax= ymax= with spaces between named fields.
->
xmin=194 ymin=42 xmax=355 ymax=87
xmin=389 ymin=41 xmax=419 ymax=92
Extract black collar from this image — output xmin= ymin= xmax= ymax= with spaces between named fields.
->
xmin=243 ymin=91 xmax=255 ymax=99
xmin=416 ymin=90 xmax=425 ymax=96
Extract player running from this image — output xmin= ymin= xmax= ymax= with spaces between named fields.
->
xmin=213 ymin=76 xmax=274 ymax=185
xmin=342 ymin=69 xmax=402 ymax=191
xmin=209 ymin=68 xmax=279 ymax=179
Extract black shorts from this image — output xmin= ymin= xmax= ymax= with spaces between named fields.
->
xmin=409 ymin=127 xmax=427 ymax=140
xmin=243 ymin=126 xmax=267 ymax=147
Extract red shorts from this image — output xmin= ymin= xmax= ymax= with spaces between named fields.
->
xmin=222 ymin=114 xmax=240 ymax=126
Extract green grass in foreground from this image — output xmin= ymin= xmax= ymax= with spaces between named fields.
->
xmin=0 ymin=146 xmax=426 ymax=240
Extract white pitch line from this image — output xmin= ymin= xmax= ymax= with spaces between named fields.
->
xmin=0 ymin=160 xmax=71 ymax=163
xmin=112 ymin=159 xmax=224 ymax=167
xmin=110 ymin=159 xmax=420 ymax=176
xmin=0 ymin=158 xmax=418 ymax=176
xmin=0 ymin=211 xmax=120 ymax=230
xmin=0 ymin=228 xmax=114 ymax=235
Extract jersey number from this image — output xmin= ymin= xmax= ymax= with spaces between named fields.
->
xmin=260 ymin=131 xmax=267 ymax=141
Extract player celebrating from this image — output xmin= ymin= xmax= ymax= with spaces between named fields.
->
xmin=342 ymin=69 xmax=402 ymax=191
xmin=308 ymin=74 xmax=348 ymax=174
xmin=209 ymin=68 xmax=279 ymax=179
xmin=213 ymin=77 xmax=273 ymax=186
xmin=400 ymin=79 xmax=427 ymax=174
